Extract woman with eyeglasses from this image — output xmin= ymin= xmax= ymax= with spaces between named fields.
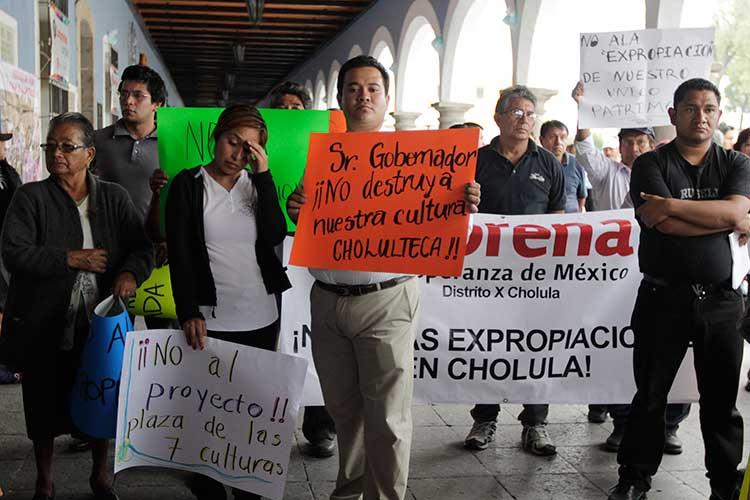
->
xmin=0 ymin=112 xmax=153 ymax=500
xmin=165 ymin=104 xmax=290 ymax=500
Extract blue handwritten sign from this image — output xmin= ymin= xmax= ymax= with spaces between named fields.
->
xmin=71 ymin=296 xmax=132 ymax=439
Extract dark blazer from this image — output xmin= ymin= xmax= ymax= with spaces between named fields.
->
xmin=0 ymin=172 xmax=154 ymax=368
xmin=0 ymin=159 xmax=23 ymax=310
xmin=165 ymin=166 xmax=291 ymax=324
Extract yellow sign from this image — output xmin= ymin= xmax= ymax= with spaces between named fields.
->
xmin=127 ymin=266 xmax=176 ymax=319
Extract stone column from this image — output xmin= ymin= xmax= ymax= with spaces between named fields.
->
xmin=431 ymin=102 xmax=473 ymax=129
xmin=391 ymin=111 xmax=422 ymax=131
xmin=508 ymin=0 xmax=543 ymax=85
xmin=644 ymin=0 xmax=686 ymax=144
xmin=645 ymin=0 xmax=685 ymax=29
xmin=527 ymin=87 xmax=558 ymax=137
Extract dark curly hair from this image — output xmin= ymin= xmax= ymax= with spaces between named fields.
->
xmin=119 ymin=65 xmax=167 ymax=105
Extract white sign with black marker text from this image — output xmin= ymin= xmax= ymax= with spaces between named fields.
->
xmin=115 ymin=330 xmax=307 ymax=500
xmin=579 ymin=27 xmax=714 ymax=128
xmin=280 ymin=211 xmax=700 ymax=405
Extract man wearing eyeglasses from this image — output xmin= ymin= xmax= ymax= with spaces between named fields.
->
xmin=463 ymin=85 xmax=565 ymax=456
xmin=93 ymin=65 xmax=166 ymax=221
xmin=86 ymin=64 xmax=171 ymax=452
xmin=93 ymin=64 xmax=169 ymax=262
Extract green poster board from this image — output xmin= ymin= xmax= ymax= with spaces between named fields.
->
xmin=156 ymin=107 xmax=332 ymax=232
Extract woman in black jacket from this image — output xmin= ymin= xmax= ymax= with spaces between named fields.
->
xmin=0 ymin=112 xmax=153 ymax=500
xmin=165 ymin=104 xmax=290 ymax=500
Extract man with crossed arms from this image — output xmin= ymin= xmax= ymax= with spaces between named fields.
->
xmin=608 ymin=78 xmax=750 ymax=500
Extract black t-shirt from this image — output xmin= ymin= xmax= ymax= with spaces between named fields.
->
xmin=630 ymin=140 xmax=750 ymax=284
xmin=475 ymin=137 xmax=565 ymax=215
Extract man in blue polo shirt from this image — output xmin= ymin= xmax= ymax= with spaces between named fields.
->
xmin=464 ymin=85 xmax=565 ymax=456
xmin=539 ymin=119 xmax=586 ymax=213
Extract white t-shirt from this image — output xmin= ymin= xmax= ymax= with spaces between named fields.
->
xmin=61 ymin=195 xmax=99 ymax=350
xmin=199 ymin=168 xmax=278 ymax=331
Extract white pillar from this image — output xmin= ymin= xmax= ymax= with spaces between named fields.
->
xmin=391 ymin=111 xmax=422 ymax=131
xmin=431 ymin=102 xmax=473 ymax=129
xmin=508 ymin=0 xmax=543 ymax=85
xmin=527 ymin=87 xmax=558 ymax=137
xmin=645 ymin=0 xmax=685 ymax=29
xmin=646 ymin=0 xmax=686 ymax=141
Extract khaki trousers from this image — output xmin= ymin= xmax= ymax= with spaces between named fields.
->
xmin=310 ymin=278 xmax=420 ymax=500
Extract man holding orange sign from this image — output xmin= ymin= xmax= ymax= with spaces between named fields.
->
xmin=287 ymin=55 xmax=480 ymax=500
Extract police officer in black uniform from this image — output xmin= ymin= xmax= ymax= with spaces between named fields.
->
xmin=608 ymin=78 xmax=750 ymax=500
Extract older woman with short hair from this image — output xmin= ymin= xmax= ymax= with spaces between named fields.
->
xmin=0 ymin=112 xmax=153 ymax=500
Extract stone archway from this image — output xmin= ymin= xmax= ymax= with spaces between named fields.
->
xmin=441 ymin=0 xmax=511 ymax=133
xmin=348 ymin=44 xmax=363 ymax=59
xmin=314 ymin=70 xmax=327 ymax=110
xmin=371 ymin=38 xmax=396 ymax=130
xmin=525 ymin=0 xmax=645 ymax=137
xmin=395 ymin=1 xmax=442 ymax=130
xmin=77 ymin=0 xmax=95 ymax=124
xmin=328 ymin=60 xmax=340 ymax=109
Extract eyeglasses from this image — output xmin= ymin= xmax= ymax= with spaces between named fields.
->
xmin=40 ymin=143 xmax=88 ymax=154
xmin=118 ymin=90 xmax=151 ymax=101
xmin=505 ymin=108 xmax=536 ymax=121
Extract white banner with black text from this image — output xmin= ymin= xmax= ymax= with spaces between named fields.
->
xmin=280 ymin=210 xmax=700 ymax=405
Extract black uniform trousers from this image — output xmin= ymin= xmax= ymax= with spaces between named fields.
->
xmin=617 ymin=280 xmax=744 ymax=500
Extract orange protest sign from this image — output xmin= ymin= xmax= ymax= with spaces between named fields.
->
xmin=329 ymin=110 xmax=346 ymax=133
xmin=289 ymin=128 xmax=479 ymax=276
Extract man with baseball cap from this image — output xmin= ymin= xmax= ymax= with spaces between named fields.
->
xmin=571 ymin=82 xmax=691 ymax=455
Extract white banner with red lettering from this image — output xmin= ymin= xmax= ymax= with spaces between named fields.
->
xmin=280 ymin=210 xmax=700 ymax=405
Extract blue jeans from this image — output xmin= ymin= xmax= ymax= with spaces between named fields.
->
xmin=608 ymin=402 xmax=690 ymax=432
xmin=471 ymin=403 xmax=548 ymax=426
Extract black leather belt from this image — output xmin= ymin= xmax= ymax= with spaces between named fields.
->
xmin=315 ymin=276 xmax=413 ymax=297
xmin=642 ymin=274 xmax=728 ymax=297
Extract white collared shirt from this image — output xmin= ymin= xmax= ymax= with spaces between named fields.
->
xmin=199 ymin=168 xmax=278 ymax=331
xmin=575 ymin=135 xmax=633 ymax=210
